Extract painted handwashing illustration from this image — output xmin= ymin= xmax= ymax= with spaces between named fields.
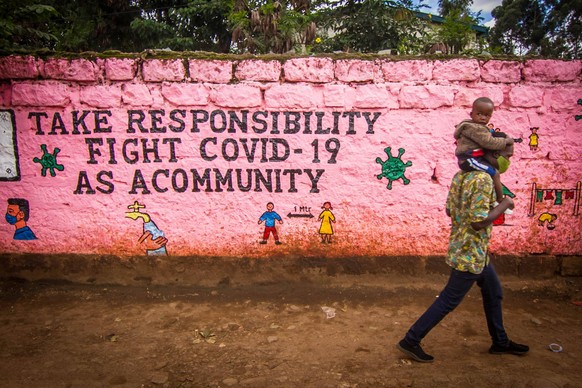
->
xmin=5 ymin=198 xmax=37 ymax=240
xmin=125 ymin=201 xmax=168 ymax=255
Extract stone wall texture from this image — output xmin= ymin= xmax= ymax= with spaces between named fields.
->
xmin=0 ymin=56 xmax=581 ymax=261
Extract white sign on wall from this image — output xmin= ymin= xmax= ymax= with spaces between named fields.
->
xmin=0 ymin=110 xmax=20 ymax=181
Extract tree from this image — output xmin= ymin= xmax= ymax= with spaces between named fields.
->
xmin=438 ymin=0 xmax=473 ymax=16
xmin=53 ymin=0 xmax=139 ymax=52
xmin=437 ymin=9 xmax=475 ymax=54
xmin=229 ymin=0 xmax=316 ymax=54
xmin=315 ymin=0 xmax=428 ymax=54
xmin=489 ymin=0 xmax=580 ymax=58
xmin=0 ymin=1 xmax=58 ymax=51
xmin=130 ymin=0 xmax=233 ymax=52
xmin=544 ymin=0 xmax=581 ymax=58
xmin=489 ymin=0 xmax=548 ymax=56
xmin=433 ymin=0 xmax=485 ymax=55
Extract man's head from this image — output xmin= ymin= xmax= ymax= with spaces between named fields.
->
xmin=470 ymin=97 xmax=494 ymax=125
xmin=484 ymin=132 xmax=514 ymax=173
xmin=6 ymin=198 xmax=30 ymax=224
xmin=266 ymin=202 xmax=274 ymax=211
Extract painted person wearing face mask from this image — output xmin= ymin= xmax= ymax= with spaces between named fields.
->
xmin=454 ymin=97 xmax=514 ymax=204
xmin=397 ymin=133 xmax=529 ymax=363
xmin=5 ymin=198 xmax=37 ymax=240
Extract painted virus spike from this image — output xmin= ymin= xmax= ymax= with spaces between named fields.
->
xmin=376 ymin=146 xmax=412 ymax=190
xmin=33 ymin=144 xmax=65 ymax=177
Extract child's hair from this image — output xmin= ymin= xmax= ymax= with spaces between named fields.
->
xmin=473 ymin=97 xmax=494 ymax=107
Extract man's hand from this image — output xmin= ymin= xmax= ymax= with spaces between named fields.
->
xmin=471 ymin=197 xmax=515 ymax=231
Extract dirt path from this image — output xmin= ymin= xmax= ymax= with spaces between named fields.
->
xmin=1 ymin=275 xmax=581 ymax=387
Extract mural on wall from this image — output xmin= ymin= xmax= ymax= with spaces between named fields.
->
xmin=318 ymin=201 xmax=336 ymax=243
xmin=376 ymin=147 xmax=412 ymax=190
xmin=125 ymin=201 xmax=168 ymax=255
xmin=528 ymin=182 xmax=582 ymax=229
xmin=0 ymin=110 xmax=20 ymax=181
xmin=33 ymin=144 xmax=64 ymax=177
xmin=258 ymin=202 xmax=283 ymax=245
xmin=0 ymin=57 xmax=580 ymax=258
xmin=5 ymin=198 xmax=37 ymax=240
xmin=538 ymin=212 xmax=558 ymax=230
xmin=528 ymin=127 xmax=540 ymax=151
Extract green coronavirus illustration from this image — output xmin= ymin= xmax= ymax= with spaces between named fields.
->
xmin=33 ymin=144 xmax=64 ymax=177
xmin=376 ymin=147 xmax=412 ymax=190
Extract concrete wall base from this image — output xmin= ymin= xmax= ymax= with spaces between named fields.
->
xmin=1 ymin=254 xmax=579 ymax=287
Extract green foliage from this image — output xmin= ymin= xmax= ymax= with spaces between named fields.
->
xmin=0 ymin=1 xmax=58 ymax=51
xmin=315 ymin=0 xmax=428 ymax=54
xmin=130 ymin=0 xmax=234 ymax=52
xmin=438 ymin=0 xmax=473 ymax=17
xmin=3 ymin=0 xmax=575 ymax=57
xmin=437 ymin=9 xmax=476 ymax=54
xmin=229 ymin=0 xmax=316 ymax=54
xmin=490 ymin=0 xmax=580 ymax=58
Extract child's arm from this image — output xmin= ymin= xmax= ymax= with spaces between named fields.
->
xmin=465 ymin=125 xmax=511 ymax=150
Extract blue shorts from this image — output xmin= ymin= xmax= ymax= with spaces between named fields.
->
xmin=458 ymin=156 xmax=496 ymax=176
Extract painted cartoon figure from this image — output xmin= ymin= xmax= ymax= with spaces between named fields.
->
xmin=318 ymin=201 xmax=336 ymax=243
xmin=125 ymin=201 xmax=168 ymax=255
xmin=538 ymin=212 xmax=557 ymax=230
xmin=258 ymin=202 xmax=283 ymax=245
xmin=5 ymin=198 xmax=37 ymax=240
xmin=529 ymin=127 xmax=539 ymax=151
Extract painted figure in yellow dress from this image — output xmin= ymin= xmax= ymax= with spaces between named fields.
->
xmin=318 ymin=201 xmax=336 ymax=243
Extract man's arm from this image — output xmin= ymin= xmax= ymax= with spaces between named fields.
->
xmin=471 ymin=197 xmax=514 ymax=230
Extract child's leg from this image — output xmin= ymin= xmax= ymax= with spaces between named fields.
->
xmin=492 ymin=172 xmax=504 ymax=202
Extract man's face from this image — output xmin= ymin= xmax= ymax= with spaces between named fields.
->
xmin=470 ymin=102 xmax=494 ymax=125
xmin=6 ymin=204 xmax=23 ymax=224
xmin=490 ymin=144 xmax=514 ymax=169
xmin=267 ymin=203 xmax=274 ymax=211
xmin=6 ymin=204 xmax=21 ymax=219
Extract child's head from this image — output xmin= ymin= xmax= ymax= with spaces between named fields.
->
xmin=470 ymin=97 xmax=494 ymax=125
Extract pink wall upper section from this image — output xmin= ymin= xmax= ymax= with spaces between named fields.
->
xmin=0 ymin=56 xmax=581 ymax=258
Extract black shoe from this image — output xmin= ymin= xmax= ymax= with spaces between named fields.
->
xmin=397 ymin=339 xmax=434 ymax=363
xmin=489 ymin=340 xmax=529 ymax=355
xmin=275 ymin=241 xmax=282 ymax=245
xmin=259 ymin=240 xmax=267 ymax=244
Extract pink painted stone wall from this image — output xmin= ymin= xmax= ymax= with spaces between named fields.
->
xmin=0 ymin=56 xmax=580 ymax=258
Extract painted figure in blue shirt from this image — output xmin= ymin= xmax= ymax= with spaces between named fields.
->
xmin=258 ymin=202 xmax=283 ymax=245
xmin=5 ymin=198 xmax=37 ymax=240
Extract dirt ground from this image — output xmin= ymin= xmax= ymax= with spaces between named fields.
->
xmin=0 ymin=273 xmax=581 ymax=388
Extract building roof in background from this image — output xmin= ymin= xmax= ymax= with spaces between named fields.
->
xmin=414 ymin=11 xmax=489 ymax=35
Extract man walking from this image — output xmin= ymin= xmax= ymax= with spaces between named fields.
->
xmin=397 ymin=132 xmax=528 ymax=362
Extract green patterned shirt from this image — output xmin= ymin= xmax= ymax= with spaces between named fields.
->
xmin=445 ymin=171 xmax=495 ymax=274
